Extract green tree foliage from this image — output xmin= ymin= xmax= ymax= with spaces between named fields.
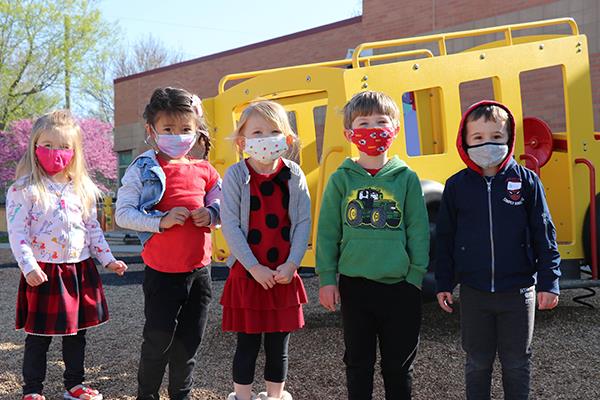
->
xmin=0 ymin=0 xmax=115 ymax=128
xmin=85 ymin=34 xmax=184 ymax=123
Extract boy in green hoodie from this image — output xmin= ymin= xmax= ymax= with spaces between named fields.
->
xmin=316 ymin=91 xmax=430 ymax=400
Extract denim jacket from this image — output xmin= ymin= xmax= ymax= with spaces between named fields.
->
xmin=115 ymin=150 xmax=221 ymax=245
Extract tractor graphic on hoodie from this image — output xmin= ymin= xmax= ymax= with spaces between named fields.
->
xmin=346 ymin=188 xmax=402 ymax=229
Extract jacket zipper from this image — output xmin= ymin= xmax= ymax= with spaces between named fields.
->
xmin=486 ymin=177 xmax=495 ymax=292
xmin=542 ymin=212 xmax=552 ymax=249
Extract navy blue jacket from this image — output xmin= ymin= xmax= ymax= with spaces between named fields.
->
xmin=435 ymin=101 xmax=561 ymax=295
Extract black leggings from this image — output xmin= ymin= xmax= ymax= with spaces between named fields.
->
xmin=23 ymin=330 xmax=87 ymax=395
xmin=233 ymin=332 xmax=290 ymax=385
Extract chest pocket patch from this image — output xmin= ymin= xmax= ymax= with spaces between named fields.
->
xmin=503 ymin=177 xmax=524 ymax=206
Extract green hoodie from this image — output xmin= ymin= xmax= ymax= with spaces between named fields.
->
xmin=316 ymin=156 xmax=430 ymax=288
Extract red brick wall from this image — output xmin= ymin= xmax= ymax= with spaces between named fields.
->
xmin=362 ymin=0 xmax=557 ymax=40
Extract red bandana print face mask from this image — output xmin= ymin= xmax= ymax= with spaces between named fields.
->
xmin=348 ymin=127 xmax=397 ymax=156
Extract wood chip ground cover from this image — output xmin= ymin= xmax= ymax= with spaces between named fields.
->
xmin=0 ymin=260 xmax=598 ymax=399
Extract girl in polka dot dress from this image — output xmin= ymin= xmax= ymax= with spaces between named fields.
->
xmin=220 ymin=101 xmax=311 ymax=400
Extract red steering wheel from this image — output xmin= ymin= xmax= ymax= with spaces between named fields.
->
xmin=523 ymin=116 xmax=554 ymax=169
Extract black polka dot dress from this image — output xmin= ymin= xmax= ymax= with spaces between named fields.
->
xmin=221 ymin=160 xmax=307 ymax=333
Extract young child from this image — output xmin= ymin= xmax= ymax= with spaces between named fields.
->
xmin=115 ymin=87 xmax=221 ymax=400
xmin=316 ymin=91 xmax=430 ymax=400
xmin=6 ymin=110 xmax=128 ymax=400
xmin=435 ymin=100 xmax=561 ymax=399
xmin=220 ymin=100 xmax=310 ymax=400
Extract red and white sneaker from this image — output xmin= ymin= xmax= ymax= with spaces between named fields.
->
xmin=23 ymin=394 xmax=46 ymax=400
xmin=63 ymin=384 xmax=103 ymax=400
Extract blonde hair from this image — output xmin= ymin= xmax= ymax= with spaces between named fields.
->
xmin=233 ymin=100 xmax=298 ymax=158
xmin=15 ymin=110 xmax=101 ymax=218
xmin=342 ymin=91 xmax=400 ymax=129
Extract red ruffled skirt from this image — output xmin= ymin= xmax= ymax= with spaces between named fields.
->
xmin=220 ymin=261 xmax=307 ymax=333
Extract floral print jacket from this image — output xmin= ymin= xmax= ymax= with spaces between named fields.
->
xmin=6 ymin=176 xmax=116 ymax=276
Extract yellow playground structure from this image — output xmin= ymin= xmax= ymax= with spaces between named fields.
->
xmin=202 ymin=18 xmax=600 ymax=295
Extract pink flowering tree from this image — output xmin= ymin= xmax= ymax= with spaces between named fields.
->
xmin=78 ymin=118 xmax=118 ymax=193
xmin=0 ymin=120 xmax=33 ymax=194
xmin=0 ymin=118 xmax=117 ymax=196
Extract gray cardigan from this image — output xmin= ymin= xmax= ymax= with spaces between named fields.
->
xmin=221 ymin=158 xmax=311 ymax=269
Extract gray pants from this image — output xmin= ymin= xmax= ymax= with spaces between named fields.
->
xmin=460 ymin=285 xmax=535 ymax=400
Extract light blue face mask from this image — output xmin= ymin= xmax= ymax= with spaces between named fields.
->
xmin=467 ymin=142 xmax=509 ymax=169
xmin=151 ymin=127 xmax=197 ymax=159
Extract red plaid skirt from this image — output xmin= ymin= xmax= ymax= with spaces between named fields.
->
xmin=16 ymin=258 xmax=109 ymax=336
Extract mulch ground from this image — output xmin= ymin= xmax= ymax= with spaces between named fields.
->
xmin=0 ymin=250 xmax=599 ymax=400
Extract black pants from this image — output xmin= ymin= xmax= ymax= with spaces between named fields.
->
xmin=233 ymin=332 xmax=291 ymax=385
xmin=339 ymin=275 xmax=422 ymax=400
xmin=137 ymin=266 xmax=212 ymax=400
xmin=460 ymin=285 xmax=535 ymax=400
xmin=23 ymin=330 xmax=87 ymax=395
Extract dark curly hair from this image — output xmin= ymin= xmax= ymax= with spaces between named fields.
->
xmin=143 ymin=87 xmax=211 ymax=159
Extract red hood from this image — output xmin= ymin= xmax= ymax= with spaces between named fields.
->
xmin=456 ymin=100 xmax=516 ymax=175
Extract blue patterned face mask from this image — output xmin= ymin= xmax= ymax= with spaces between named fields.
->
xmin=467 ymin=142 xmax=509 ymax=169
xmin=151 ymin=128 xmax=197 ymax=159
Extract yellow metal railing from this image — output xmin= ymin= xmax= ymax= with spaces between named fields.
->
xmin=218 ymin=18 xmax=577 ymax=93
xmin=351 ymin=17 xmax=578 ymax=67
xmin=218 ymin=49 xmax=434 ymax=93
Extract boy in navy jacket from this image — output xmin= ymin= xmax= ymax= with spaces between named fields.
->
xmin=435 ymin=101 xmax=561 ymax=400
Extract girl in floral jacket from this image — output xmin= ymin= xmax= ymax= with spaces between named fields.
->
xmin=6 ymin=110 xmax=127 ymax=400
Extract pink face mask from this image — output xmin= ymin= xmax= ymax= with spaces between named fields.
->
xmin=35 ymin=146 xmax=74 ymax=175
xmin=348 ymin=127 xmax=397 ymax=156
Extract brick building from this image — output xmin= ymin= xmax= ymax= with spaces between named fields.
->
xmin=113 ymin=0 xmax=600 ymax=183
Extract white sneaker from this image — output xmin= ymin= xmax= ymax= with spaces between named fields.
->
xmin=281 ymin=391 xmax=292 ymax=400
xmin=227 ymin=392 xmax=258 ymax=400
xmin=257 ymin=391 xmax=292 ymax=400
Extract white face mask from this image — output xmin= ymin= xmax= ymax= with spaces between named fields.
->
xmin=467 ymin=142 xmax=509 ymax=169
xmin=244 ymin=134 xmax=288 ymax=163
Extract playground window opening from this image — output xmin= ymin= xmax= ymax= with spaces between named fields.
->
xmin=402 ymin=88 xmax=445 ymax=157
xmin=286 ymin=111 xmax=301 ymax=164
xmin=313 ymin=105 xmax=326 ymax=163
xmin=519 ymin=65 xmax=567 ymax=136
xmin=459 ymin=77 xmax=497 ymax=114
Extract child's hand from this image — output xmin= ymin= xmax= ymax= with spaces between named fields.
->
xmin=436 ymin=292 xmax=454 ymax=313
xmin=319 ymin=284 xmax=340 ymax=312
xmin=190 ymin=207 xmax=211 ymax=227
xmin=159 ymin=207 xmax=190 ymax=229
xmin=106 ymin=260 xmax=128 ymax=276
xmin=25 ymin=267 xmax=48 ymax=287
xmin=274 ymin=262 xmax=297 ymax=284
xmin=248 ymin=264 xmax=277 ymax=290
xmin=537 ymin=292 xmax=559 ymax=310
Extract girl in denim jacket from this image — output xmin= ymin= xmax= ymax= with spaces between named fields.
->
xmin=220 ymin=101 xmax=311 ymax=400
xmin=115 ymin=87 xmax=222 ymax=400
